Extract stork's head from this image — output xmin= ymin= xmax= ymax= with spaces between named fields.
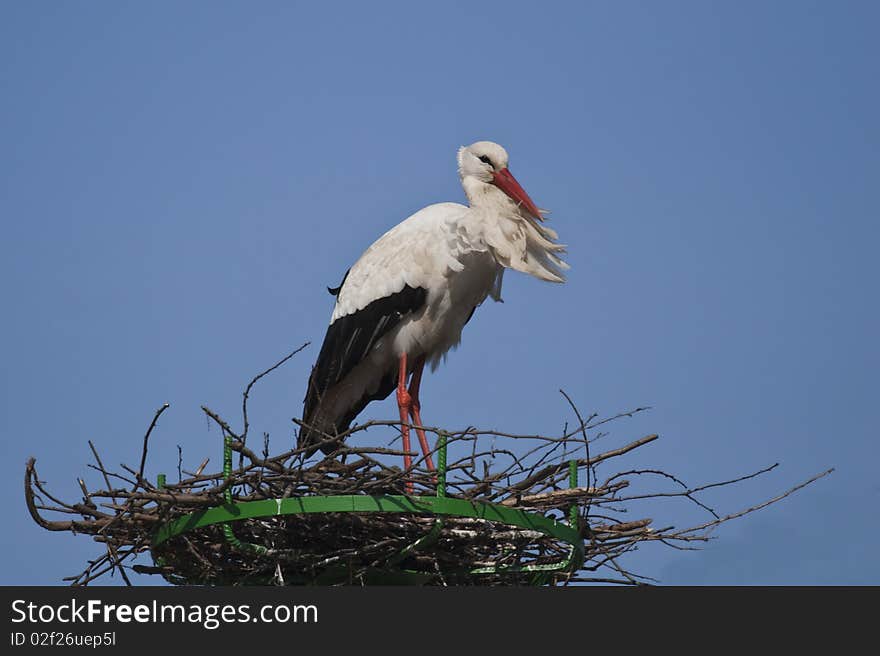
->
xmin=457 ymin=141 xmax=543 ymax=221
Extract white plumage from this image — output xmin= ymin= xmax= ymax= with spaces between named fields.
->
xmin=300 ymin=141 xmax=568 ymax=475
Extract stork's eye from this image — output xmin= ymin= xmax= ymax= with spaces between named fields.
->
xmin=477 ymin=155 xmax=494 ymax=168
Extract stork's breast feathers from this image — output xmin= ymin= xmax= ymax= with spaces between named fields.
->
xmin=482 ymin=213 xmax=568 ymax=283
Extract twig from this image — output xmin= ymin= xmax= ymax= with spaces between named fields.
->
xmin=240 ymin=342 xmax=309 ymax=466
xmin=134 ymin=404 xmax=170 ymax=492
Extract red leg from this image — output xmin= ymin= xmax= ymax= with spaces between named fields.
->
xmin=396 ymin=352 xmax=414 ymax=493
xmin=407 ymin=355 xmax=435 ymax=471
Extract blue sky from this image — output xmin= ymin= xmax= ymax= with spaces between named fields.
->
xmin=2 ymin=1 xmax=877 ymax=585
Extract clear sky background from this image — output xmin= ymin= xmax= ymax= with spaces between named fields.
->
xmin=2 ymin=1 xmax=877 ymax=585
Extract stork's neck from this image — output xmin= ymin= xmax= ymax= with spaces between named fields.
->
xmin=461 ymin=177 xmax=520 ymax=217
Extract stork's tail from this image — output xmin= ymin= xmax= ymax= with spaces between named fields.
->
xmin=299 ymin=376 xmax=347 ymax=457
xmin=300 ymin=367 xmax=397 ymax=459
xmin=297 ymin=413 xmax=344 ymax=457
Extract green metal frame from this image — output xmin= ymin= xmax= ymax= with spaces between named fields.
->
xmin=152 ymin=430 xmax=585 ymax=584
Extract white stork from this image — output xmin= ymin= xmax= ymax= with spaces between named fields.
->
xmin=299 ymin=140 xmax=568 ymax=483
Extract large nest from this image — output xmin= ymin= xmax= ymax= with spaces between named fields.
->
xmin=24 ymin=347 xmax=832 ymax=586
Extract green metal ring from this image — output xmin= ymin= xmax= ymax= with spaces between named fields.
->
xmin=154 ymin=495 xmax=579 ymax=547
xmin=152 ymin=431 xmax=584 ymax=583
xmin=152 ymin=494 xmax=584 ymax=581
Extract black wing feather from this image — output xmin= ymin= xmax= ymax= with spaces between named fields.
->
xmin=327 ymin=269 xmax=350 ymax=296
xmin=300 ymin=284 xmax=427 ymax=452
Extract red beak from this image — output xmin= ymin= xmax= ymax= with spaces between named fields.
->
xmin=492 ymin=168 xmax=543 ymax=221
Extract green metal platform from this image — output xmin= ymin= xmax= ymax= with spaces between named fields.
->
xmin=151 ymin=433 xmax=585 ymax=585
